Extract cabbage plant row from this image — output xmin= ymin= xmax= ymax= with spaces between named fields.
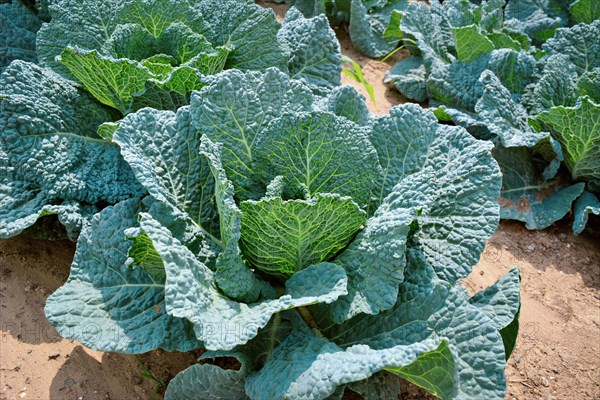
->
xmin=1 ymin=0 xmax=520 ymax=399
xmin=270 ymin=0 xmax=599 ymax=234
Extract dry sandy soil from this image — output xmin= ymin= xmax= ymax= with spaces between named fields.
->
xmin=1 ymin=3 xmax=599 ymax=400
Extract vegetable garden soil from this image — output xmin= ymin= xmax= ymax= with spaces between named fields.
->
xmin=1 ymin=3 xmax=599 ymax=399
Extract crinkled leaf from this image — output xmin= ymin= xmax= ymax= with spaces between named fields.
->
xmin=573 ymin=191 xmax=600 ymax=235
xmin=195 ymin=0 xmax=288 ymax=71
xmin=495 ymin=146 xmax=586 ymax=229
xmin=191 ymin=68 xmax=313 ymax=200
xmin=240 ymin=194 xmax=366 ymax=278
xmin=570 ymin=0 xmax=600 ymax=24
xmin=368 ymin=104 xmax=439 ymax=204
xmin=0 ymin=0 xmax=41 ymax=70
xmin=522 ymin=54 xmax=579 ymax=115
xmin=391 ymin=125 xmax=501 ymax=283
xmin=113 ymin=107 xmax=219 ymax=240
xmin=200 ymin=137 xmax=266 ymax=303
xmin=0 ymin=61 xmax=145 ymax=219
xmin=278 ymin=7 xmax=342 ymax=94
xmin=326 ymin=252 xmax=510 ymax=399
xmin=428 ymin=49 xmax=537 ymax=112
xmin=469 ymin=268 xmax=521 ymax=358
xmin=534 ymin=96 xmax=600 ymax=182
xmin=245 ymin=327 xmax=445 ymax=400
xmin=577 ymin=68 xmax=600 ymax=104
xmin=141 ymin=213 xmax=348 ymax=350
xmin=165 ymin=362 xmax=249 ymax=400
xmin=452 ymin=24 xmax=495 ymax=63
xmin=255 ymin=111 xmax=381 ymax=207
xmin=348 ymin=0 xmax=408 ymax=58
xmin=477 ymin=70 xmax=553 ymax=148
xmin=59 ymin=47 xmax=152 ymax=114
xmin=542 ymin=20 xmax=600 ymax=75
xmin=322 ymin=85 xmax=370 ymax=125
xmin=385 ymin=56 xmax=428 ymax=102
xmin=504 ymin=0 xmax=564 ymax=43
xmin=45 ymin=198 xmax=201 ymax=353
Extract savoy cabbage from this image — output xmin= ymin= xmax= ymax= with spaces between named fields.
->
xmin=44 ymin=67 xmax=520 ymax=399
xmin=2 ymin=1 xmax=522 ymax=398
xmin=0 ymin=0 xmax=341 ymax=239
xmin=385 ymin=0 xmax=600 ymax=233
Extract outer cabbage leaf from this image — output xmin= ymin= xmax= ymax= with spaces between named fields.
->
xmin=44 ymin=198 xmax=201 ymax=353
xmin=469 ymin=267 xmax=521 ymax=358
xmin=428 ymin=49 xmax=537 ymax=112
xmin=324 ymin=107 xmax=501 ymax=322
xmin=534 ymin=96 xmax=600 ymax=182
xmin=325 ymin=251 xmax=518 ymax=399
xmin=278 ymin=7 xmax=342 ymax=94
xmin=140 ymin=213 xmax=348 ymax=350
xmin=522 ymin=54 xmax=579 ymax=114
xmin=542 ymin=20 xmax=600 ymax=75
xmin=495 ymin=146 xmax=585 ymax=229
xmin=113 ymin=107 xmax=219 ymax=242
xmin=193 ymin=0 xmax=287 ymax=72
xmin=504 ymin=0 xmax=565 ymax=43
xmin=240 ymin=194 xmax=366 ymax=278
xmin=573 ymin=191 xmax=600 ymax=235
xmin=0 ymin=61 xmax=145 ymax=237
xmin=190 ymin=68 xmax=313 ymax=200
xmin=393 ymin=125 xmax=501 ymax=283
xmin=322 ymin=85 xmax=370 ymax=125
xmin=384 ymin=56 xmax=428 ymax=102
xmin=245 ymin=328 xmax=446 ymax=400
xmin=348 ymin=0 xmax=409 ymax=58
xmin=0 ymin=0 xmax=41 ymax=70
xmin=368 ymin=104 xmax=439 ymax=203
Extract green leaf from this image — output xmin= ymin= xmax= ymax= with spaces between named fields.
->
xmin=469 ymin=268 xmax=521 ymax=360
xmin=384 ymin=56 xmax=428 ymax=102
xmin=0 ymin=61 xmax=144 ymax=213
xmin=385 ymin=341 xmax=456 ymax=400
xmin=140 ymin=213 xmax=348 ymax=351
xmin=542 ymin=20 xmax=600 ymax=75
xmin=191 ymin=68 xmax=313 ymax=200
xmin=452 ymin=24 xmax=495 ymax=62
xmin=255 ymin=111 xmax=381 ymax=207
xmin=535 ymin=96 xmax=600 ymax=182
xmin=323 ymin=85 xmax=370 ymax=125
xmin=59 ymin=47 xmax=151 ymax=114
xmin=278 ymin=8 xmax=342 ymax=94
xmin=240 ymin=194 xmax=366 ymax=278
xmin=383 ymin=10 xmax=403 ymax=39
xmin=369 ymin=104 xmax=439 ymax=204
xmin=495 ymin=146 xmax=586 ymax=229
xmin=573 ymin=191 xmax=600 ymax=235
xmin=126 ymin=231 xmax=165 ymax=281
xmin=570 ymin=0 xmax=600 ymax=24
xmin=486 ymin=32 xmax=522 ymax=51
xmin=0 ymin=0 xmax=41 ymax=70
xmin=245 ymin=327 xmax=445 ymax=400
xmin=45 ymin=198 xmax=201 ymax=353
xmin=112 ymin=107 xmax=219 ymax=238
xmin=200 ymin=137 xmax=266 ymax=303
xmin=165 ymin=362 xmax=249 ymax=400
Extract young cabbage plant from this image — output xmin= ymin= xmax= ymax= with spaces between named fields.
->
xmin=45 ymin=68 xmax=520 ymax=399
xmin=0 ymin=0 xmax=341 ymax=239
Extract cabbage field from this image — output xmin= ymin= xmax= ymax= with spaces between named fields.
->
xmin=0 ymin=0 xmax=598 ymax=399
